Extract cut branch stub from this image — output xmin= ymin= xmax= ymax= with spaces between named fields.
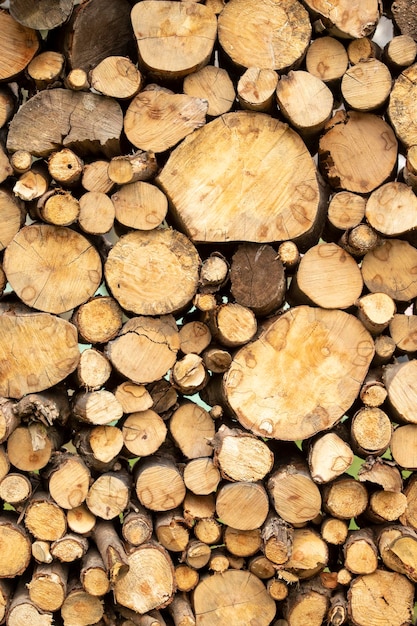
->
xmin=131 ymin=1 xmax=217 ymax=80
xmin=218 ymin=0 xmax=311 ymax=71
xmin=4 ymin=224 xmax=102 ymax=314
xmin=223 ymin=305 xmax=374 ymax=440
xmin=157 ymin=111 xmax=325 ymax=244
xmin=6 ymin=89 xmax=123 ymax=159
xmin=105 ymin=228 xmax=200 ymax=316
xmin=0 ymin=313 xmax=79 ymax=399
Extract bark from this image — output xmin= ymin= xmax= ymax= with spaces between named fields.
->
xmin=50 ymin=533 xmax=89 ymax=563
xmin=343 ymin=528 xmax=378 ymax=575
xmin=356 ymin=292 xmax=396 ymax=336
xmin=212 ymin=424 xmax=274 ymax=482
xmin=92 ymin=520 xmax=129 ymax=584
xmin=122 ymin=500 xmax=153 ymax=547
xmin=7 ymin=582 xmax=53 ymax=626
xmin=80 ymin=548 xmax=110 ymax=597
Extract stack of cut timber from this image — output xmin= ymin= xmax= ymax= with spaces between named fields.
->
xmin=2 ymin=0 xmax=417 ymax=624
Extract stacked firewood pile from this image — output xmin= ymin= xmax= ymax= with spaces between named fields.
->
xmin=2 ymin=0 xmax=417 ymax=624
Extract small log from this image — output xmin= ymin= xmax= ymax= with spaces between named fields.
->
xmin=179 ymin=321 xmax=212 ymax=356
xmin=105 ymin=229 xmax=200 ymax=316
xmin=183 ymin=458 xmax=221 ymax=495
xmin=122 ymin=501 xmax=153 ymax=547
xmin=327 ymin=191 xmax=366 ymax=234
xmin=356 ymin=292 xmax=396 ymax=336
xmin=362 ymin=239 xmax=417 ymax=302
xmin=0 ymin=10 xmax=39 ymax=81
xmin=174 ymin=565 xmax=199 ymax=593
xmin=215 ymin=481 xmax=269 ymax=531
xmin=209 ymin=549 xmax=230 ymax=573
xmin=134 ymin=457 xmax=186 ymax=512
xmin=13 ymin=162 xmax=50 ymax=201
xmin=385 ymin=33 xmax=417 ymax=71
xmin=284 ymin=577 xmax=330 ymax=626
xmin=171 ymin=353 xmax=209 ymax=395
xmin=81 ymin=159 xmax=115 ymax=193
xmin=391 ymin=425 xmax=417 ymax=470
xmin=7 ymin=425 xmax=55 ymax=471
xmin=0 ymin=445 xmax=9 ymax=482
xmin=358 ymin=457 xmax=403 ymax=493
xmin=27 ymin=561 xmax=68 ymax=613
xmin=72 ymin=295 xmax=123 ymax=345
xmin=86 ymin=470 xmax=131 ymax=521
xmin=112 ymin=181 xmax=167 ymax=232
xmin=32 ymin=541 xmax=53 ymax=565
xmin=212 ymin=424 xmax=274 ymax=482
xmin=48 ymin=148 xmax=83 ymax=187
xmin=389 ymin=313 xmax=417 ymax=354
xmin=261 ymin=515 xmax=293 ymax=566
xmin=13 ymin=387 xmax=71 ymax=428
xmin=248 ymin=555 xmax=276 ymax=580
xmin=350 ymin=407 xmax=392 ymax=456
xmin=285 ymin=528 xmax=328 ymax=579
xmin=305 ymin=36 xmax=348 ymax=84
xmin=24 ymin=491 xmax=67 ymax=542
xmin=168 ymin=593 xmax=196 ymax=626
xmin=347 ymin=37 xmax=381 ymax=64
xmin=0 ymin=580 xmax=12 ymax=625
xmin=0 ymin=514 xmax=32 ymax=577
xmin=384 ymin=360 xmax=417 ymax=424
xmin=155 ymin=509 xmax=190 ymax=554
xmin=90 ymin=56 xmax=142 ymax=100
xmin=202 ymin=347 xmax=232 ymax=374
xmin=0 ymin=398 xmax=19 ymax=444
xmin=169 ymin=402 xmax=215 ymax=460
xmin=193 ymin=570 xmax=276 ymax=625
xmin=308 ymin=432 xmax=354 ymax=483
xmin=122 ymin=410 xmax=167 ymax=458
xmin=194 ymin=517 xmax=222 ymax=545
xmin=124 ymin=86 xmax=208 ymax=153
xmin=64 ymin=67 xmax=90 ymax=91
xmin=0 ymin=188 xmax=25 ymax=252
xmin=34 ymin=189 xmax=80 ymax=227
xmin=7 ymin=582 xmax=53 ymax=626
xmin=366 ymin=181 xmax=417 ymax=237
xmin=207 ymin=303 xmax=257 ymax=347
xmin=322 ymin=476 xmax=368 ymax=520
xmin=114 ymin=383 xmax=153 ymax=415
xmin=199 ymin=254 xmax=229 ymax=294
xmin=184 ymin=65 xmax=235 ymax=116
xmin=92 ymin=520 xmax=129 ymax=584
xmin=60 ymin=580 xmax=104 ymax=626
xmin=80 ymin=548 xmax=110 ymax=597
xmin=182 ymin=539 xmax=211 ymax=569
xmin=50 ymin=533 xmax=89 ymax=563
xmin=66 ymin=504 xmax=96 ymax=535
xmin=320 ymin=517 xmax=349 ymax=546
xmin=78 ymin=191 xmax=115 ymax=236
xmin=27 ymin=51 xmax=65 ymax=90
xmin=237 ymin=68 xmax=278 ymax=113
xmin=4 ymin=224 xmax=102 ymax=314
xmin=389 ymin=64 xmax=417 ymax=148
xmin=108 ymin=151 xmax=157 ymax=186
xmin=45 ymin=452 xmax=90 ymax=510
xmin=75 ymin=349 xmax=112 ymax=391
xmin=343 ymin=529 xmax=378 ymax=575
xmin=367 ymin=490 xmax=407 ymax=523
xmin=303 ymin=0 xmax=380 ymax=38
xmin=0 ymin=471 xmax=32 ymax=506
xmin=72 ymin=390 xmax=123 ymax=426
xmin=338 ymin=223 xmax=380 ymax=258
xmin=341 ymin=59 xmax=392 ymax=112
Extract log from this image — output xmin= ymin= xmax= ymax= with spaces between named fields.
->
xmin=0 ymin=515 xmax=32 ymax=578
xmin=9 ymin=0 xmax=74 ymax=30
xmin=90 ymin=56 xmax=142 ymax=100
xmin=340 ymin=59 xmax=392 ymax=112
xmin=302 ymin=0 xmax=380 ymax=38
xmin=237 ymin=68 xmax=278 ymax=113
xmin=27 ymin=562 xmax=68 ymax=613
xmin=71 ymin=295 xmax=123 ymax=345
xmin=183 ymin=65 xmax=235 ymax=117
xmin=305 ymin=36 xmax=348 ymax=84
xmin=0 ymin=10 xmax=39 ymax=81
xmin=112 ymin=181 xmax=167 ymax=232
xmin=24 ymin=491 xmax=67 ymax=542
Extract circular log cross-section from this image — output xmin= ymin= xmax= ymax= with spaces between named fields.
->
xmin=157 ymin=111 xmax=323 ymax=244
xmin=303 ymin=0 xmax=380 ymax=38
xmin=4 ymin=224 xmax=102 ymax=314
xmin=218 ymin=0 xmax=311 ymax=71
xmin=193 ymin=570 xmax=276 ymax=625
xmin=105 ymin=228 xmax=200 ymax=315
xmin=319 ymin=110 xmax=398 ymax=193
xmin=223 ymin=305 xmax=374 ymax=440
xmin=0 ymin=11 xmax=39 ymax=81
xmin=389 ymin=64 xmax=417 ymax=148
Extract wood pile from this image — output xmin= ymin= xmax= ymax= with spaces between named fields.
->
xmin=2 ymin=0 xmax=417 ymax=624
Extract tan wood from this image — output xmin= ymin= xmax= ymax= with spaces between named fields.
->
xmin=262 ymin=515 xmax=293 ymax=566
xmin=373 ymin=334 xmax=396 ymax=366
xmin=194 ymin=517 xmax=222 ymax=545
xmin=285 ymin=528 xmax=328 ymax=579
xmin=4 ymin=224 xmax=102 ymax=314
xmin=27 ymin=51 xmax=65 ymax=90
xmin=308 ymin=432 xmax=354 ymax=484
xmin=7 ymin=426 xmax=54 ymax=471
xmin=183 ymin=539 xmax=211 ymax=569
xmin=339 ymin=223 xmax=380 ymax=257
xmin=108 ymin=151 xmax=157 ymax=186
xmin=276 ymin=70 xmax=333 ymax=137
xmin=207 ymin=303 xmax=257 ymax=348
xmin=350 ymin=407 xmax=392 ymax=456
xmin=212 ymin=424 xmax=274 ymax=482
xmin=0 ymin=85 xmax=16 ymax=129
xmin=124 ymin=86 xmax=208 ymax=153
xmin=31 ymin=541 xmax=53 ymax=565
xmin=135 ymin=457 xmax=186 ymax=512
xmin=341 ymin=59 xmax=392 ymax=112
xmin=106 ymin=315 xmax=180 ymax=384
xmin=385 ymin=35 xmax=417 ymax=70
xmin=7 ymin=583 xmax=53 ymax=626
xmin=218 ymin=0 xmax=311 ymax=71
xmin=9 ymin=0 xmax=74 ymax=29
xmin=169 ymin=402 xmax=215 ymax=459
xmin=0 ymin=144 xmax=12 ymax=185
xmin=0 ymin=10 xmax=39 ymax=81
xmin=183 ymin=458 xmax=220 ymax=495
xmin=319 ymin=110 xmax=397 ymax=193
xmin=303 ymin=0 xmax=380 ymax=38
xmin=154 ymin=509 xmax=189 ymax=554
xmin=105 ymin=228 xmax=200 ymax=315
xmin=184 ymin=65 xmax=235 ymax=116
xmin=0 ymin=472 xmax=31 ymax=506
xmin=404 ymin=145 xmax=417 ymax=194
xmin=356 ymin=292 xmax=396 ymax=335
xmin=230 ymin=243 xmax=285 ymax=317
xmin=174 ymin=565 xmax=199 ymax=593
xmin=179 ymin=321 xmax=211 ymax=355
xmin=90 ymin=56 xmax=142 ymax=99
xmin=122 ymin=410 xmax=167 ymax=458
xmin=267 ymin=578 xmax=288 ymax=602
xmin=132 ymin=1 xmax=216 ymax=80
xmin=9 ymin=149 xmax=32 ymax=174
xmin=0 ymin=188 xmax=25 ymax=251
xmin=78 ymin=191 xmax=115 ymax=236
xmin=215 ymin=481 xmax=269 ymax=531
xmin=48 ymin=148 xmax=83 ymax=187
xmin=321 ymin=518 xmax=349 ymax=546
xmin=92 ymin=520 xmax=129 ymax=584
xmin=168 ymin=593 xmax=196 ymax=626
xmin=202 ymin=347 xmax=232 ymax=374
xmin=247 ymin=555 xmax=276 ymax=580
xmin=81 ymin=160 xmax=115 ymax=193
xmin=199 ymin=254 xmax=229 ymax=294
xmin=50 ymin=534 xmax=89 ymax=563
xmin=193 ymin=570 xmax=276 ymax=625
xmin=112 ymin=181 xmax=167 ymax=232
xmin=158 ymin=111 xmax=326 ymax=245
xmin=284 ymin=580 xmax=329 ymax=626
xmin=34 ymin=189 xmax=80 ymax=227
xmin=391 ymin=424 xmax=417 ymax=470
xmin=72 ymin=390 xmax=123 ymax=426
xmin=24 ymin=492 xmax=67 ymax=541
xmin=223 ymin=526 xmax=262 ymax=558
xmin=366 ymin=181 xmax=417 ymax=236
xmin=27 ymin=562 xmax=67 ymax=612
xmin=13 ymin=162 xmax=50 ymax=201
xmin=114 ymin=543 xmax=175 ymax=614
xmin=384 ymin=360 xmax=417 ymax=424
xmin=0 ymin=445 xmax=9 ymax=483
xmin=347 ymin=37 xmax=381 ymax=64
xmin=224 ymin=306 xmax=374 ymax=440
xmin=122 ymin=502 xmax=153 ymax=547
xmin=388 ymin=64 xmax=417 ymax=148
xmin=306 ymin=36 xmax=348 ymax=83
xmin=66 ymin=504 xmax=96 ymax=535
xmin=358 ymin=456 xmax=402 ymax=493
xmin=362 ymin=239 xmax=417 ymax=301
xmin=367 ymin=490 xmax=407 ymax=523
xmin=46 ymin=452 xmax=90 ymax=510
xmin=209 ymin=549 xmax=230 ymax=574
xmin=171 ymin=353 xmax=209 ymax=395
xmin=237 ymin=68 xmax=278 ymax=113
xmin=72 ymin=296 xmax=123 ymax=345
xmin=0 ymin=515 xmax=32 ymax=577
xmin=80 ymin=549 xmax=110 ymax=597
xmin=0 ymin=579 xmax=12 ymax=624
xmin=348 ymin=570 xmax=414 ymax=626
xmin=361 ymin=369 xmax=389 ymax=408
xmin=86 ymin=470 xmax=130 ymax=520
xmin=114 ymin=383 xmax=153 ymax=415
xmin=389 ymin=313 xmax=417 ymax=353
xmin=289 ymin=242 xmax=363 ymax=309
xmin=75 ymin=349 xmax=112 ymax=391
xmin=327 ymin=191 xmax=366 ymax=233
xmin=64 ymin=67 xmax=90 ymax=91
xmin=400 ymin=475 xmax=417 ymax=530
xmin=74 ymin=424 xmax=122 ymax=472
xmin=322 ymin=476 xmax=368 ymax=520
xmin=343 ymin=529 xmax=378 ymax=575
xmin=60 ymin=582 xmax=104 ymax=626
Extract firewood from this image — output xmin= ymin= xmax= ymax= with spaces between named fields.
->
xmin=322 ymin=476 xmax=369 ymax=520
xmin=356 ymin=292 xmax=396 ymax=335
xmin=114 ymin=543 xmax=175 ymax=614
xmin=341 ymin=59 xmax=392 ymax=112
xmin=64 ymin=67 xmax=90 ymax=91
xmin=0 ymin=514 xmax=32 ymax=577
xmin=7 ymin=582 xmax=53 ymax=626
xmin=72 ymin=390 xmax=123 ymax=426
xmin=27 ymin=561 xmax=68 ymax=613
xmin=81 ymin=160 xmax=115 ymax=194
xmin=80 ymin=548 xmax=110 ymax=597
xmin=347 ymin=37 xmax=381 ymax=64
xmin=155 ymin=509 xmax=190 ymax=554
xmin=305 ymin=36 xmax=348 ymax=84
xmin=132 ymin=1 xmax=217 ymax=80
xmin=13 ymin=161 xmax=50 ymax=201
xmin=327 ymin=191 xmax=366 ymax=234
xmin=90 ymin=56 xmax=142 ymax=100
xmin=134 ymin=457 xmax=186 ymax=512
xmin=0 ymin=471 xmax=32 ymax=506
xmin=75 ymin=349 xmax=112 ymax=392
xmin=60 ymin=579 xmax=104 ymax=626
xmin=50 ymin=532 xmax=89 ymax=563
xmin=183 ymin=539 xmax=211 ymax=569
xmin=121 ymin=410 xmax=167 ymax=459
xmin=0 ymin=10 xmax=39 ymax=81
xmin=208 ymin=548 xmax=229 ymax=574
xmin=183 ymin=458 xmax=221 ymax=495
xmin=237 ymin=68 xmax=278 ymax=113
xmin=193 ymin=570 xmax=276 ymax=625
xmin=108 ymin=151 xmax=158 ymax=186
xmin=307 ymin=432 xmax=354 ymax=483
xmin=384 ymin=359 xmax=417 ymax=424
xmin=343 ymin=528 xmax=378 ymax=575
xmin=7 ymin=425 xmax=56 ymax=472
xmin=122 ymin=501 xmax=153 ymax=547
xmin=67 ymin=504 xmax=96 ymax=535
xmin=105 ymin=229 xmax=200 ymax=316
xmin=303 ymin=0 xmax=380 ymax=38
xmin=124 ymin=86 xmax=208 ymax=154
xmin=9 ymin=0 xmax=74 ymax=29
xmin=183 ymin=65 xmax=235 ymax=117
xmin=0 ymin=398 xmax=18 ymax=444
xmin=114 ymin=383 xmax=153 ymax=415
xmin=174 ymin=565 xmax=199 ymax=593
xmin=171 ymin=353 xmax=209 ymax=395
xmin=24 ymin=491 xmax=67 ymax=542
xmin=350 ymin=407 xmax=392 ymax=456
xmin=348 ymin=570 xmax=414 ymax=626
xmin=45 ymin=452 xmax=90 ymax=510
xmin=320 ymin=517 xmax=349 ymax=546
xmin=9 ymin=150 xmax=31 ymax=175
xmin=284 ymin=577 xmax=330 ymax=626
xmin=248 ymin=555 xmax=276 ymax=580
xmin=224 ymin=306 xmax=374 ymax=440
xmin=0 ymin=144 xmax=12 ymax=184
xmin=168 ymin=593 xmax=196 ymax=626
xmin=158 ymin=111 xmax=326 ymax=245
xmin=362 ymin=238 xmax=417 ymax=301
xmin=34 ymin=188 xmax=80 ymax=227
xmin=111 ymin=180 xmax=167 ymax=232
xmin=92 ymin=520 xmax=129 ymax=584
xmin=202 ymin=346 xmax=232 ymax=374
xmin=72 ymin=295 xmax=123 ymax=345
xmin=194 ymin=517 xmax=222 ymax=545
xmin=0 ymin=85 xmax=17 ymax=129
xmin=212 ymin=424 xmax=273 ymax=482
xmin=391 ymin=425 xmax=417 ymax=470
xmin=215 ymin=481 xmax=269 ymax=531
xmin=0 ymin=580 xmax=12 ymax=625
xmin=338 ymin=223 xmax=380 ymax=258
xmin=31 ymin=541 xmax=53 ymax=565
xmin=261 ymin=515 xmax=293 ymax=566
xmin=389 ymin=313 xmax=417 ymax=353
xmin=47 ymin=148 xmax=83 ymax=188
xmin=284 ymin=528 xmax=328 ymax=579
xmin=0 ymin=445 xmax=9 ymax=483
xmin=367 ymin=490 xmax=407 ymax=523
xmin=27 ymin=51 xmax=65 ymax=90
xmin=178 ymin=322 xmax=211 ymax=356
xmin=169 ymin=402 xmax=215 ymax=459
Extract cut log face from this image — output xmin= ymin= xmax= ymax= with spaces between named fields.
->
xmin=223 ymin=306 xmax=374 ymax=440
xmin=0 ymin=10 xmax=39 ymax=81
xmin=193 ymin=570 xmax=276 ymax=625
xmin=218 ymin=0 xmax=311 ymax=71
xmin=0 ymin=313 xmax=79 ymax=399
xmin=4 ymin=224 xmax=102 ymax=314
xmin=388 ymin=64 xmax=417 ymax=148
xmin=158 ymin=111 xmax=324 ymax=244
xmin=361 ymin=239 xmax=417 ymax=302
xmin=9 ymin=0 xmax=74 ymax=30
xmin=303 ymin=0 xmax=380 ymax=38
